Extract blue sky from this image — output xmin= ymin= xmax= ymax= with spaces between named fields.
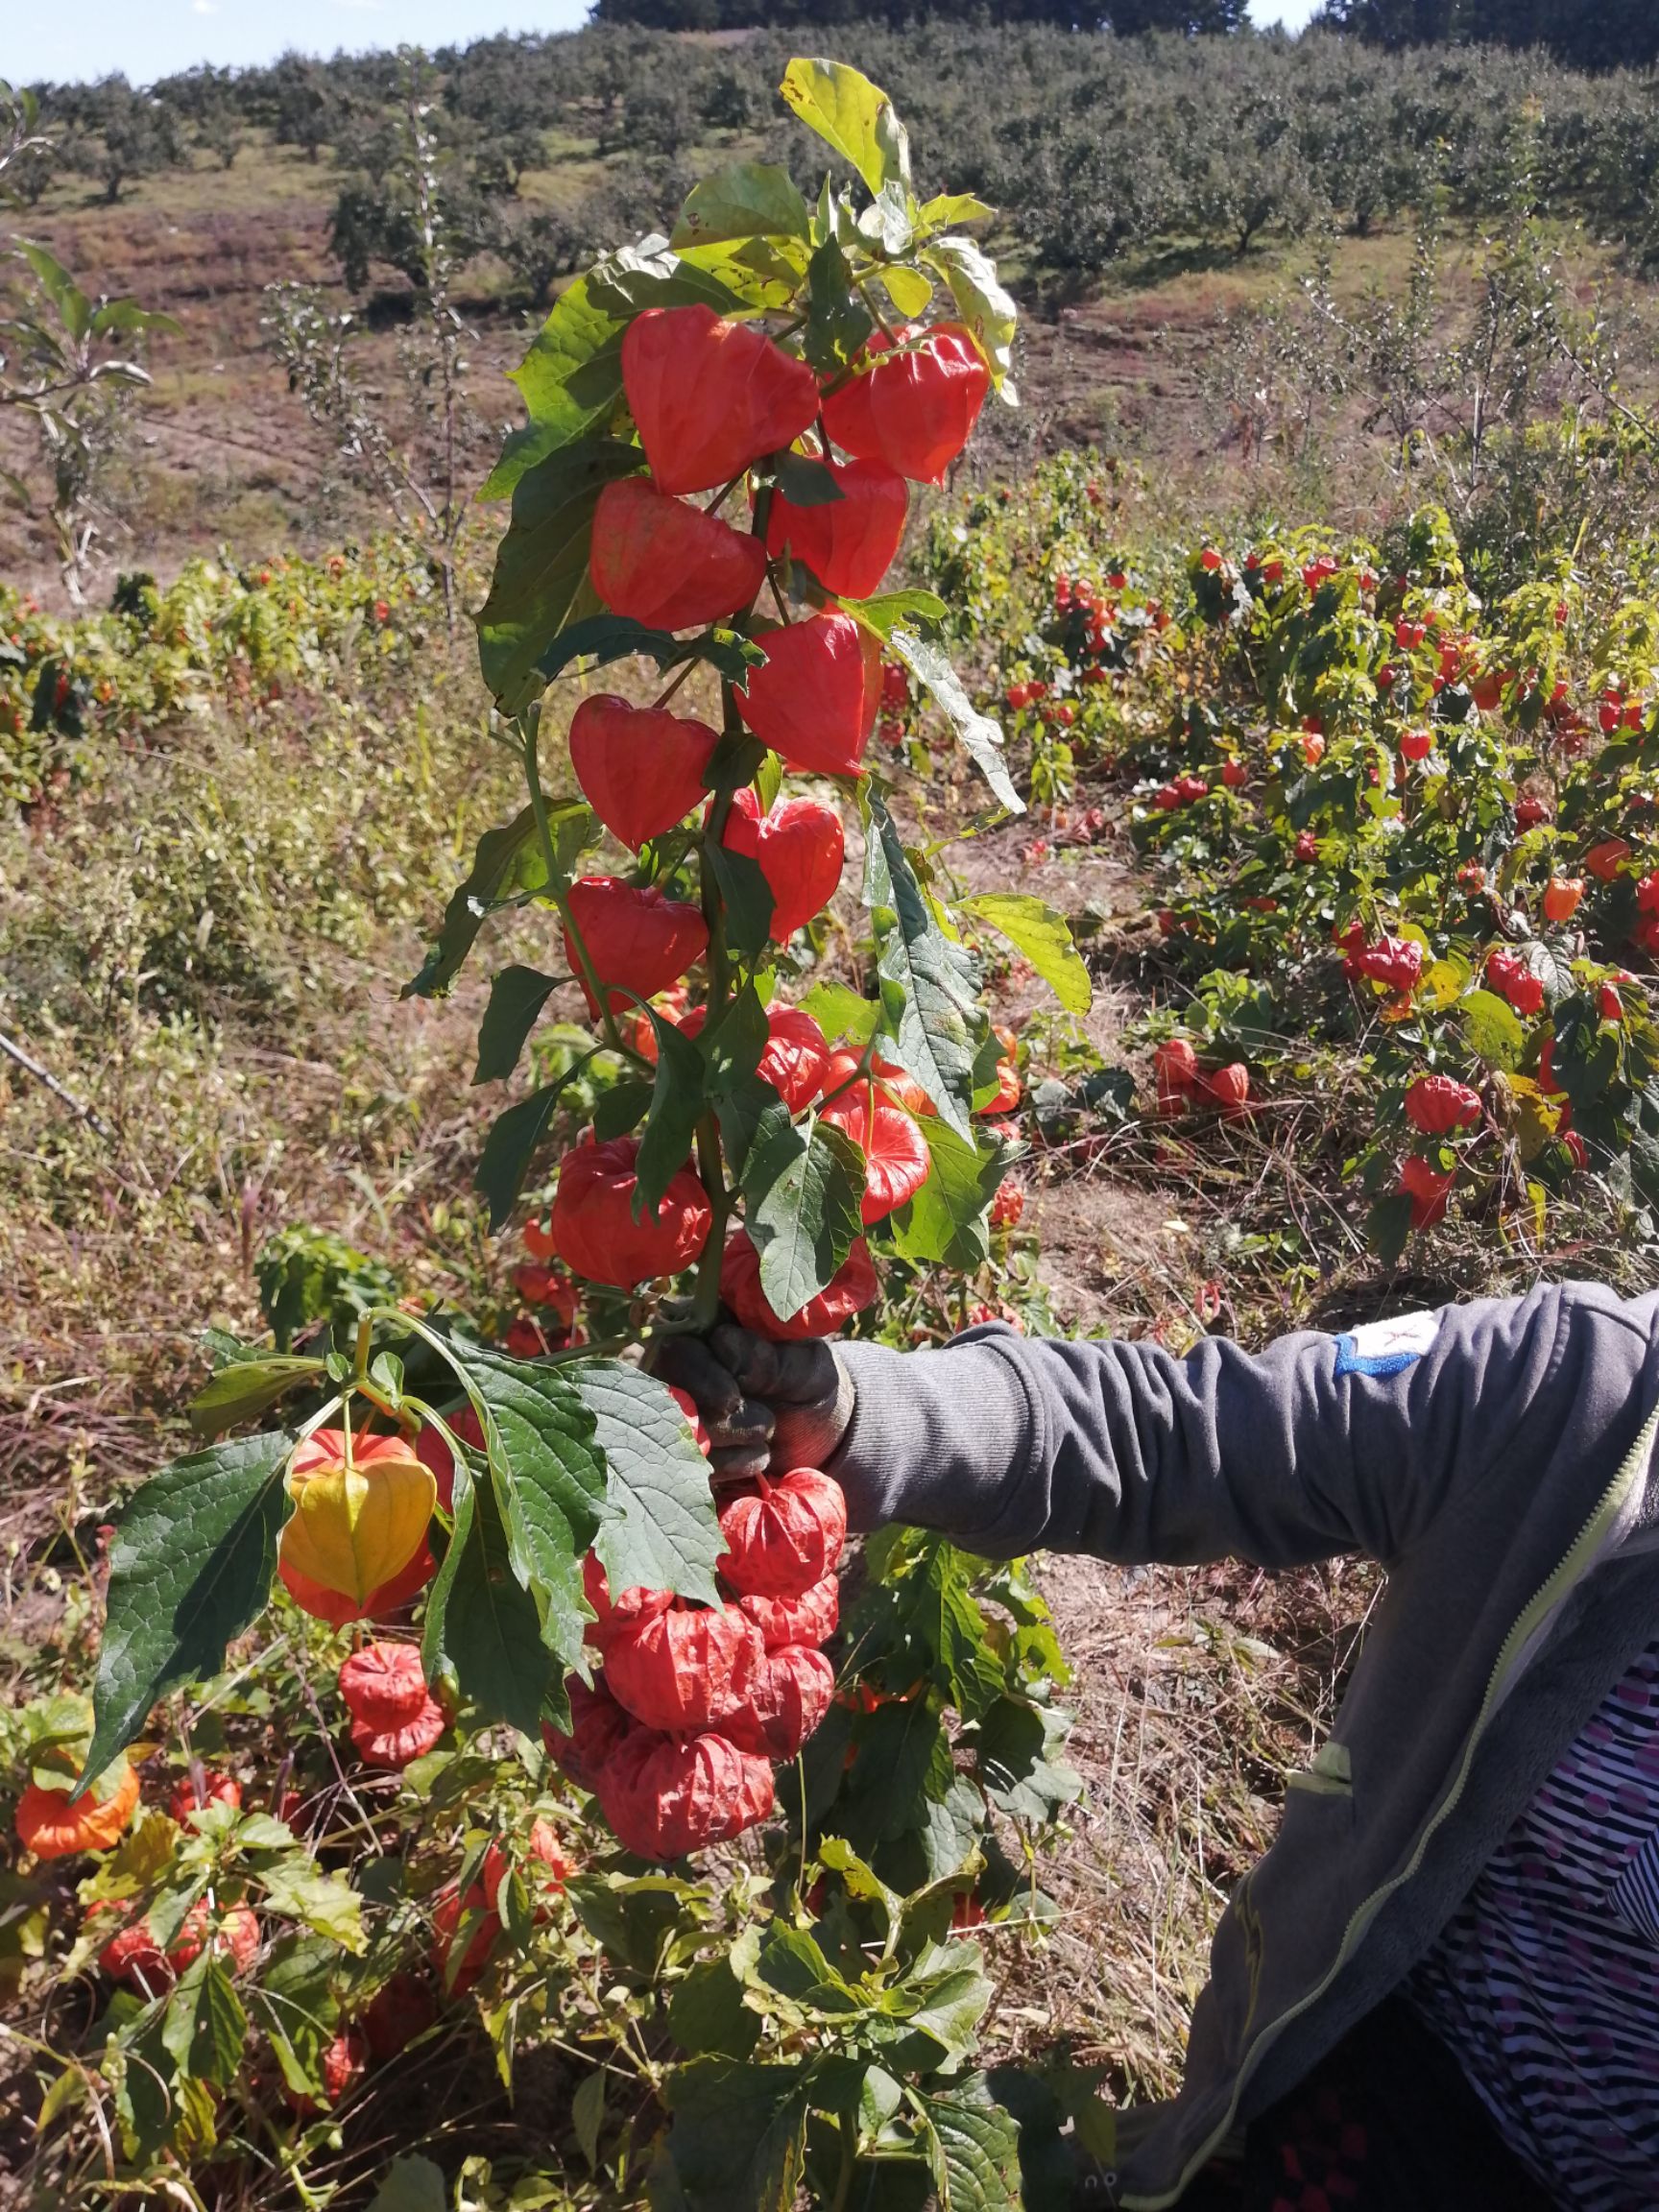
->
xmin=11 ymin=0 xmax=1320 ymax=89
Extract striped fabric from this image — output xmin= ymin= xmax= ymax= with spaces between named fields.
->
xmin=1407 ymin=1640 xmax=1659 ymax=2211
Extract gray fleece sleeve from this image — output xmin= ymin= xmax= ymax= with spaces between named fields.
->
xmin=827 ymin=1281 xmax=1659 ymax=1571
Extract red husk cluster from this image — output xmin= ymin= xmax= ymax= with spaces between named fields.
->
xmin=553 ymin=1465 xmax=846 ymax=1860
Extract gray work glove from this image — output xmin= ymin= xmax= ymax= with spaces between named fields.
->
xmin=651 ymin=1323 xmax=854 ymax=1487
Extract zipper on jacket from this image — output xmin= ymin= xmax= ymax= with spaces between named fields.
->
xmin=1125 ymin=1407 xmax=1659 ymax=2212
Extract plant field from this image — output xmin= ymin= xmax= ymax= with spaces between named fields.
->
xmin=5 ymin=31 xmax=1659 ymax=2212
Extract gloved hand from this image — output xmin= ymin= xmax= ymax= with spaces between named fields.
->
xmin=651 ymin=1323 xmax=854 ymax=1486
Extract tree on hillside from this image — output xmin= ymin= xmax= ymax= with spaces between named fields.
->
xmin=588 ymin=0 xmax=1248 ymax=28
xmin=1321 ymin=0 xmax=1659 ymax=70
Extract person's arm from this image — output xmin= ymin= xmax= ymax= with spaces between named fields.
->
xmin=656 ymin=1281 xmax=1657 ymax=1572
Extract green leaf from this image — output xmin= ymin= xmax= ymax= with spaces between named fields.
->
xmin=667 ymin=1957 xmax=762 ymax=2059
xmin=916 ymin=193 xmax=995 ymax=233
xmin=798 ymin=982 xmax=880 ymax=1046
xmin=839 ymin=1701 xmax=954 ymax=1850
xmin=572 ymin=1360 xmax=724 ymax=1607
xmin=864 ymin=791 xmax=982 ymax=1140
xmin=433 ymin=1469 xmax=553 ymax=1737
xmin=367 ymin=2157 xmax=449 ymax=2212
xmin=891 ymin=1947 xmax=995 ymax=2068
xmin=1366 ymin=1190 xmax=1414 ymax=1265
xmin=969 ymin=1698 xmax=1082 ymax=1823
xmin=635 ymin=1015 xmax=709 ymax=1215
xmin=959 ymin=895 xmax=1091 ymax=1014
xmin=841 ymin=589 xmax=949 ymax=641
xmin=1462 ymin=988 xmax=1527 ymax=1070
xmin=482 ymin=275 xmax=627 ymax=500
xmin=113 ymin=2013 xmax=179 ymax=2163
xmin=474 ymin=966 xmax=561 ymax=1086
xmin=743 ymin=1107 xmax=866 ymax=1322
xmin=187 ymin=1357 xmax=325 ymax=1441
xmin=585 ymin=241 xmax=755 ymax=324
xmin=18 ymin=239 xmax=91 ymax=343
xmin=780 ymin=58 xmax=911 ymax=202
xmin=890 ymin=1119 xmax=1003 ymax=1273
xmin=923 ymin=237 xmax=1017 ymax=394
xmin=536 ymin=612 xmax=685 ymax=685
xmin=246 ymin=1933 xmax=340 ymax=2097
xmin=476 ymin=439 xmax=642 ymax=715
xmin=475 ymin=1056 xmax=597 ymax=1230
xmin=447 ymin=1342 xmax=608 ymax=1661
xmin=402 ymin=805 xmax=546 ymax=1000
xmin=253 ymin=1857 xmax=367 ymax=1951
xmin=673 ymin=162 xmax=812 ymax=249
xmin=700 ymin=984 xmax=770 ymax=1101
xmin=889 ymin=632 xmax=1022 ymax=815
xmin=160 ymin=1956 xmax=247 ymax=2091
xmin=915 ymin=2077 xmax=1023 ymax=2212
xmin=878 ymin=264 xmax=935 ymax=320
xmin=660 ymin=2058 xmax=811 ymax=2212
xmin=767 ymin=450 xmax=846 ymax=508
xmin=910 ymin=1544 xmax=1004 ymax=1722
xmin=804 ymin=236 xmax=875 ymax=379
xmin=85 ymin=1431 xmax=294 ymax=1783
xmin=705 ymin=837 xmax=777 ymax=960
xmin=593 ymin=1076 xmax=653 ymax=1142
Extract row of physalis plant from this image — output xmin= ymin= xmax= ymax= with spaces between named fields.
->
xmin=1125 ymin=524 xmax=1659 ymax=1257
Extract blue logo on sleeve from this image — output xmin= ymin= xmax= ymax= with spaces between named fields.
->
xmin=1333 ymin=1310 xmax=1439 ymax=1379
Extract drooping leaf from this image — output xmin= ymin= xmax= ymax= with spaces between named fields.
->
xmin=672 ymin=162 xmax=812 ymax=249
xmin=798 ymin=981 xmax=881 ymax=1046
xmin=584 ymin=241 xmax=755 ymax=324
xmin=780 ymin=58 xmax=911 ymax=202
xmin=968 ymin=1698 xmax=1082 ymax=1824
xmin=160 ymin=1956 xmax=247 ymax=2091
xmin=476 ymin=438 xmax=642 ymax=715
xmin=432 ymin=1470 xmax=553 ymax=1737
xmin=890 ymin=1119 xmax=1004 ymax=1273
xmin=481 ymin=275 xmax=627 ymax=500
xmin=889 ymin=632 xmax=1022 ymax=815
xmin=804 ymin=235 xmax=876 ymax=378
xmin=188 ymin=1357 xmax=326 ymax=1440
xmin=914 ymin=2077 xmax=1023 ymax=2212
xmin=474 ymin=1055 xmax=597 ymax=1230
xmin=247 ymin=1933 xmax=340 ymax=2098
xmin=401 ymin=805 xmax=545 ymax=1000
xmin=743 ymin=1106 xmax=866 ymax=1321
xmin=959 ymin=894 xmax=1092 ymax=1013
xmin=864 ymin=791 xmax=982 ymax=1139
xmin=536 ymin=613 xmax=685 ymax=685
xmin=85 ymin=1432 xmax=295 ymax=1782
xmin=367 ymin=2158 xmax=449 ymax=2212
xmin=766 ymin=450 xmax=846 ymax=508
xmin=571 ymin=1361 xmax=724 ymax=1606
xmin=667 ymin=1957 xmax=762 ymax=2060
xmin=445 ymin=1341 xmax=608 ymax=1662
xmin=924 ymin=236 xmax=1018 ymax=394
xmin=705 ymin=837 xmax=777 ymax=960
xmin=253 ymin=1857 xmax=367 ymax=1952
xmin=660 ymin=2057 xmax=811 ymax=2212
xmin=473 ymin=966 xmax=561 ymax=1086
xmin=1462 ymin=988 xmax=1527 ymax=1070
xmin=700 ymin=984 xmax=770 ymax=1101
xmin=842 ymin=589 xmax=949 ymax=641
xmin=635 ymin=1015 xmax=709 ymax=1215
